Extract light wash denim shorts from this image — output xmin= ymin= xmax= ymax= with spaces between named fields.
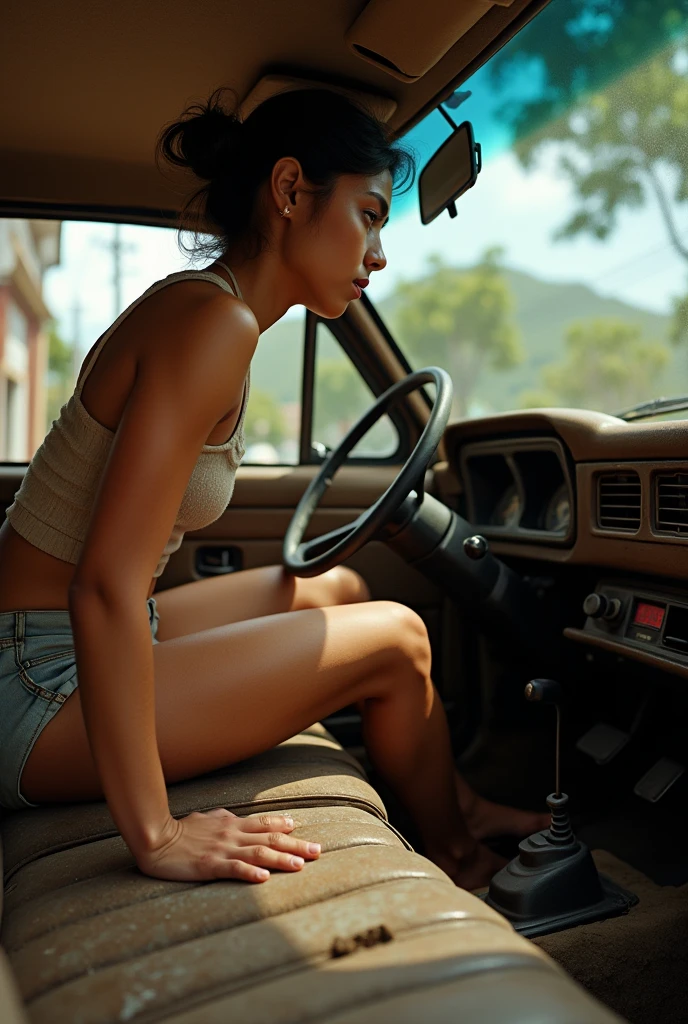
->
xmin=0 ymin=596 xmax=160 ymax=811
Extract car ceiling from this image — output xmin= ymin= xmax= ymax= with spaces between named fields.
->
xmin=1 ymin=0 xmax=549 ymax=224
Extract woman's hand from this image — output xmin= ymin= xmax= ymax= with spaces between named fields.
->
xmin=136 ymin=807 xmax=321 ymax=882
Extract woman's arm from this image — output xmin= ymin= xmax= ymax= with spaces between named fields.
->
xmin=68 ymin=288 xmax=259 ymax=862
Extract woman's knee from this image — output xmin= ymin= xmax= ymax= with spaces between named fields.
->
xmin=298 ymin=565 xmax=370 ymax=609
xmin=332 ymin=565 xmax=370 ymax=604
xmin=372 ymin=600 xmax=432 ymax=680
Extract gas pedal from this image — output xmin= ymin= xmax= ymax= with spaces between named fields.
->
xmin=633 ymin=757 xmax=685 ymax=803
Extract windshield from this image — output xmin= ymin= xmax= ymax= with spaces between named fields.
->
xmin=368 ymin=0 xmax=688 ymax=420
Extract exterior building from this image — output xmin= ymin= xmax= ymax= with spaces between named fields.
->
xmin=0 ymin=219 xmax=61 ymax=461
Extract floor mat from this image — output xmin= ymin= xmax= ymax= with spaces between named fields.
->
xmin=534 ymin=850 xmax=688 ymax=1024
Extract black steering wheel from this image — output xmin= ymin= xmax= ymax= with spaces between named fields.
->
xmin=283 ymin=367 xmax=453 ymax=577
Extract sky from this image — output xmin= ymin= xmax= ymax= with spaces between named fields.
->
xmin=43 ymin=15 xmax=688 ymax=361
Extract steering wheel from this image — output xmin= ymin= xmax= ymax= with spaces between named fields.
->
xmin=283 ymin=367 xmax=453 ymax=577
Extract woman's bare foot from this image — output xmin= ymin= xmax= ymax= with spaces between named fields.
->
xmin=428 ymin=839 xmax=508 ymax=891
xmin=455 ymin=772 xmax=550 ymax=841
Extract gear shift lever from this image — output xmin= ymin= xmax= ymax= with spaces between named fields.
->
xmin=524 ymin=678 xmax=573 ymax=845
xmin=484 ymin=678 xmax=637 ymax=937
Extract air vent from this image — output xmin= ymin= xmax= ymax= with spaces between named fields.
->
xmin=655 ymin=472 xmax=688 ymax=534
xmin=597 ymin=472 xmax=641 ymax=531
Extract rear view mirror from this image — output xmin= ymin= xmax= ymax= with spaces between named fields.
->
xmin=418 ymin=120 xmax=482 ymax=225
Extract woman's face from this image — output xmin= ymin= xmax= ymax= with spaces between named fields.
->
xmin=278 ymin=165 xmax=392 ymax=318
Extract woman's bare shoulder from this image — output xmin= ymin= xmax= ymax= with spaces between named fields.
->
xmin=135 ymin=277 xmax=259 ymax=369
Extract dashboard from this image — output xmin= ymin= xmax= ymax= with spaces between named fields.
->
xmin=439 ymin=407 xmax=688 ymax=682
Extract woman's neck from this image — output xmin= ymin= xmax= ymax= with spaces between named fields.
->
xmin=214 ymin=251 xmax=302 ymax=334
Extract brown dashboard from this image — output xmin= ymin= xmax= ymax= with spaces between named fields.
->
xmin=435 ymin=407 xmax=688 ymax=683
xmin=438 ymin=407 xmax=688 ymax=580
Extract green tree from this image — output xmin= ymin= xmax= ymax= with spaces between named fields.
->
xmin=521 ymin=318 xmax=670 ymax=412
xmin=243 ymin=388 xmax=286 ymax=447
xmin=489 ymin=1 xmax=688 ymax=147
xmin=46 ymin=323 xmax=74 ymax=430
xmin=514 ymin=51 xmax=688 ymax=259
xmin=390 ymin=248 xmax=523 ymax=417
xmin=488 ymin=0 xmax=688 ymax=355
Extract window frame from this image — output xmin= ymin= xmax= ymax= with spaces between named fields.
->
xmin=299 ymin=299 xmax=417 ymax=466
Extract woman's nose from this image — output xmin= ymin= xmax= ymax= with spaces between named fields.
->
xmin=367 ymin=246 xmax=387 ymax=273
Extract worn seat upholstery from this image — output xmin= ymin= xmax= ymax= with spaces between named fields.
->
xmin=1 ymin=723 xmax=623 ymax=1023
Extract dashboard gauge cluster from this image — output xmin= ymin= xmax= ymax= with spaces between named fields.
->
xmin=458 ymin=437 xmax=575 ymax=544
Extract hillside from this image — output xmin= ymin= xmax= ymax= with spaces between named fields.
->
xmin=377 ymin=267 xmax=674 ymax=414
xmin=250 ymin=268 xmax=676 ymax=415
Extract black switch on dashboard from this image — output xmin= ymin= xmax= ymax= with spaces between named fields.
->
xmin=583 ymin=592 xmax=622 ymax=622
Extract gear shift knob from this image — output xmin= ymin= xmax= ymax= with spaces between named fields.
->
xmin=525 ymin=678 xmax=562 ymax=705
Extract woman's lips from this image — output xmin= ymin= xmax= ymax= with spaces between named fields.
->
xmin=352 ymin=282 xmax=362 ymax=299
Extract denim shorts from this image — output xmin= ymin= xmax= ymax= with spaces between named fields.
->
xmin=0 ymin=596 xmax=160 ymax=811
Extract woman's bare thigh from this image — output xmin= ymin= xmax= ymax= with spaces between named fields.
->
xmin=153 ymin=564 xmax=370 ymax=641
xmin=21 ymin=599 xmax=418 ymax=804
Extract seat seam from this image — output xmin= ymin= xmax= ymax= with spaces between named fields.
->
xmin=5 ymin=863 xmax=451 ymax=956
xmin=2 ymin=796 xmax=392 ymax=885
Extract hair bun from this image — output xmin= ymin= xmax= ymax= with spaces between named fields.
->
xmin=176 ymin=107 xmax=242 ymax=180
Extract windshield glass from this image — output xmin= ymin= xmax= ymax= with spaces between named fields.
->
xmin=368 ymin=0 xmax=688 ymax=419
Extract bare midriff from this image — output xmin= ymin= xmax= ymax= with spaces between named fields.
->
xmin=0 ymin=276 xmax=242 ymax=614
xmin=0 ymin=520 xmax=157 ymax=612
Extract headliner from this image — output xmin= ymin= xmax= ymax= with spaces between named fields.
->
xmin=0 ymin=0 xmax=548 ymax=223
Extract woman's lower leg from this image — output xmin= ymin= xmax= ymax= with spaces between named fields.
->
xmin=356 ymin=607 xmax=505 ymax=885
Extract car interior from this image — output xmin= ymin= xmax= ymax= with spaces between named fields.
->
xmin=1 ymin=1 xmax=687 ymax=1022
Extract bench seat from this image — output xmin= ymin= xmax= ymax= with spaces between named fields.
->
xmin=1 ymin=724 xmax=623 ymax=1023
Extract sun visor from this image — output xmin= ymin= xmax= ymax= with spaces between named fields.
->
xmin=239 ymin=74 xmax=397 ymax=123
xmin=345 ymin=0 xmax=517 ymax=83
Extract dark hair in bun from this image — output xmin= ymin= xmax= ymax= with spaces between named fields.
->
xmin=156 ymin=85 xmax=416 ymax=262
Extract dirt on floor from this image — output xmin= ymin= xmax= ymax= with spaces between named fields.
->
xmin=534 ymin=850 xmax=688 ymax=1024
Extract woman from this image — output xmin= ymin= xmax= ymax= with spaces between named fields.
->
xmin=0 ymin=87 xmax=548 ymax=889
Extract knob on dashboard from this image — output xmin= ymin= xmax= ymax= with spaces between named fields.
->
xmin=583 ymin=592 xmax=622 ymax=621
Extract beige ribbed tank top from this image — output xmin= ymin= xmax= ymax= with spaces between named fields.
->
xmin=6 ymin=263 xmax=251 ymax=579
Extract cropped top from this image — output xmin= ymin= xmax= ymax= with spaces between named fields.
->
xmin=5 ymin=264 xmax=251 ymax=579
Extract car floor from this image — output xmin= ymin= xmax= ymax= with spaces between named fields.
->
xmin=354 ymin=727 xmax=688 ymax=1024
xmin=535 ymin=851 xmax=688 ymax=1024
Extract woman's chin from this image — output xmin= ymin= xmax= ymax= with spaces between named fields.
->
xmin=312 ymin=300 xmax=349 ymax=319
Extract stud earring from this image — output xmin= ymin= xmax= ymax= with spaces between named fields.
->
xmin=279 ymin=205 xmax=291 ymax=217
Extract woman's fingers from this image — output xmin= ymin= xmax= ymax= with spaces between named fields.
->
xmin=218 ymin=859 xmax=271 ymax=883
xmin=237 ymin=830 xmax=321 ymax=859
xmin=239 ymin=813 xmax=297 ymax=833
xmin=237 ymin=844 xmax=309 ymax=872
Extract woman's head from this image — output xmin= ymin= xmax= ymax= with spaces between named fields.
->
xmin=157 ymin=87 xmax=417 ymax=317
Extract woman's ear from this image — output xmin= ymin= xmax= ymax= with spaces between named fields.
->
xmin=271 ymin=156 xmax=303 ymax=214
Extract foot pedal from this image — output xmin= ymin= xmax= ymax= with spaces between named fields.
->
xmin=576 ymin=723 xmax=630 ymax=765
xmin=634 ymin=757 xmax=685 ymax=803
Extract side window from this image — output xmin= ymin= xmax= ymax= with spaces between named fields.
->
xmin=313 ymin=323 xmax=399 ymax=459
xmin=242 ymin=307 xmax=305 ymax=465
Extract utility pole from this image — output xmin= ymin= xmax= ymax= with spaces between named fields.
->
xmin=96 ymin=223 xmax=137 ymax=320
xmin=70 ymin=296 xmax=82 ymax=392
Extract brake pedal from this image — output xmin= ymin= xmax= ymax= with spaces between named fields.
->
xmin=576 ymin=722 xmax=630 ymax=765
xmin=633 ymin=757 xmax=685 ymax=803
